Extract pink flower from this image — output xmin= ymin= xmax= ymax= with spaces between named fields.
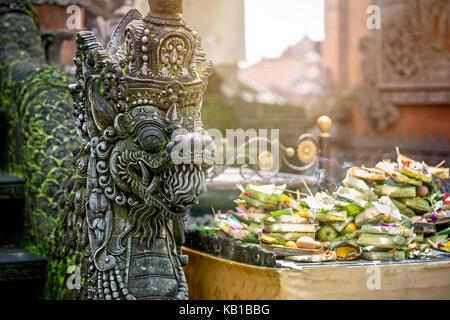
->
xmin=235 ymin=207 xmax=249 ymax=220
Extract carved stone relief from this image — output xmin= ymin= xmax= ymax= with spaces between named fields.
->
xmin=355 ymin=0 xmax=450 ymax=131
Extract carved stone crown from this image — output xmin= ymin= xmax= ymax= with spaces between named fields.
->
xmin=123 ymin=12 xmax=208 ymax=112
xmin=73 ymin=4 xmax=212 ymax=137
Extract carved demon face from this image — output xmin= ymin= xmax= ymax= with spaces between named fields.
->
xmin=111 ymin=102 xmax=215 ymax=219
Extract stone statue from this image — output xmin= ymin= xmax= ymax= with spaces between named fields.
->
xmin=55 ymin=0 xmax=216 ymax=300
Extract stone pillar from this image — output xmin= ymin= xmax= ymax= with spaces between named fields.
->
xmin=183 ymin=0 xmax=245 ymax=96
xmin=148 ymin=0 xmax=182 ymax=14
xmin=136 ymin=0 xmax=246 ymax=96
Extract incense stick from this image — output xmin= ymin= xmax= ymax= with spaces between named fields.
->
xmin=435 ymin=160 xmax=445 ymax=168
xmin=283 ymin=189 xmax=309 ymax=197
xmin=274 ymin=186 xmax=309 ymax=196
xmin=302 ymin=179 xmax=313 ymax=196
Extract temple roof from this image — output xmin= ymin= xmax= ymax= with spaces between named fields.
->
xmin=239 ymin=36 xmax=330 ymax=105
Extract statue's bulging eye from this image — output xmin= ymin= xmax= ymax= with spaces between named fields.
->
xmin=137 ymin=126 xmax=167 ymax=154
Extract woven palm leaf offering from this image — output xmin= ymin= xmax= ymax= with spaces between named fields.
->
xmin=211 ymin=183 xmax=336 ymax=262
xmin=202 ymin=148 xmax=450 ymax=263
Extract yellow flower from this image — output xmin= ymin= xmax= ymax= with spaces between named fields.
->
xmin=285 ymin=241 xmax=297 ymax=248
xmin=295 ymin=208 xmax=310 ymax=218
xmin=281 ymin=194 xmax=292 ymax=203
xmin=398 ymin=225 xmax=407 ymax=230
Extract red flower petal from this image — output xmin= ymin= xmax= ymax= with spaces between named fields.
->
xmin=401 ymin=160 xmax=411 ymax=167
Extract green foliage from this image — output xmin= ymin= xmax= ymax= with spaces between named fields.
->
xmin=0 ymin=57 xmax=78 ymax=299
xmin=0 ymin=2 xmax=83 ymax=299
xmin=193 ymin=224 xmax=220 ymax=237
xmin=201 ymin=92 xmax=237 ymax=133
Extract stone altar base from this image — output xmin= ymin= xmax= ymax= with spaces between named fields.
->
xmin=182 ymin=247 xmax=450 ymax=300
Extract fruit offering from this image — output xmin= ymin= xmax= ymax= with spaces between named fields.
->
xmin=209 ymin=148 xmax=449 ymax=263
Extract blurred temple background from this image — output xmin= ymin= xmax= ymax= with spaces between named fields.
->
xmin=31 ymin=0 xmax=450 ymax=189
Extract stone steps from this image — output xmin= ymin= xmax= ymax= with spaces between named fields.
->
xmin=0 ymin=248 xmax=47 ymax=299
xmin=0 ymin=108 xmax=7 ymax=169
xmin=0 ymin=170 xmax=26 ymax=244
xmin=0 ymin=110 xmax=47 ymax=299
